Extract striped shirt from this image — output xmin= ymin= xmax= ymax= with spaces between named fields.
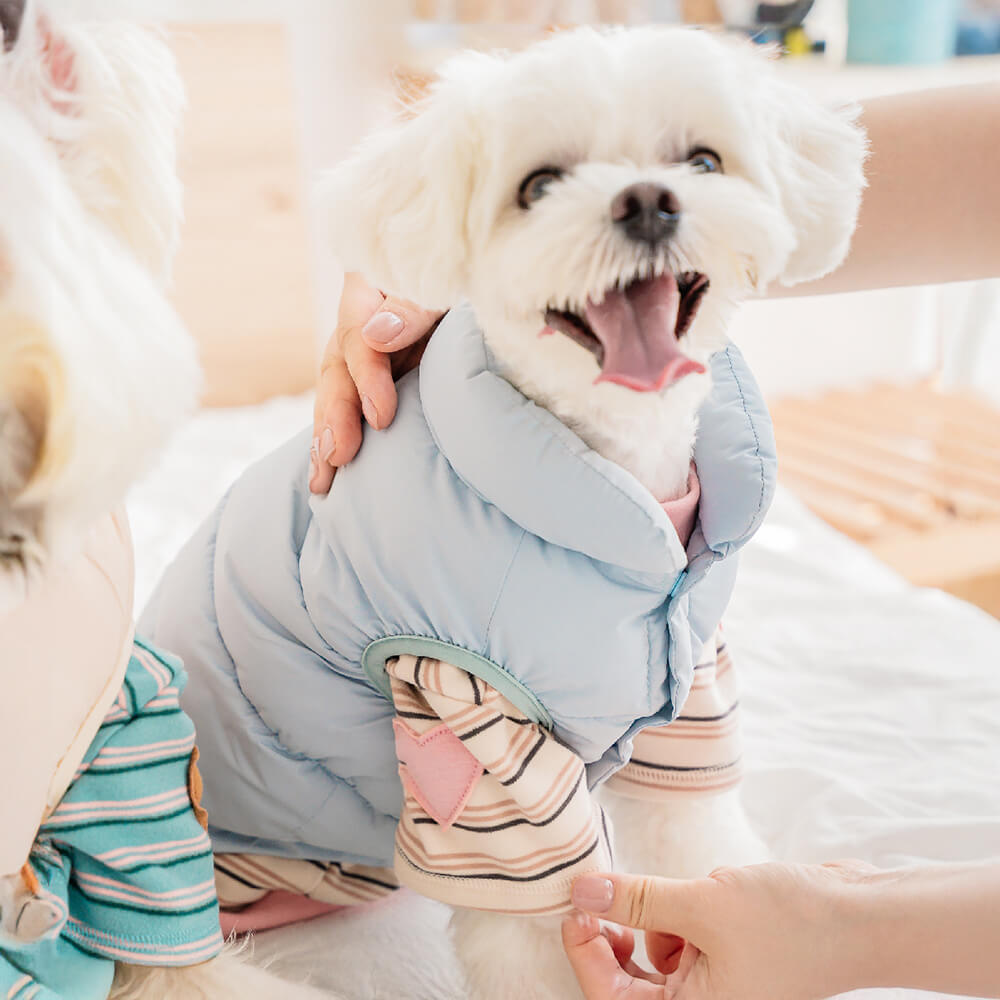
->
xmin=215 ymin=632 xmax=740 ymax=921
xmin=606 ymin=635 xmax=742 ymax=798
xmin=0 ymin=639 xmax=223 ymax=1000
xmin=212 ymin=474 xmax=744 ymax=922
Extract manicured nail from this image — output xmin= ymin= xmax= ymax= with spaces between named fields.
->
xmin=362 ymin=311 xmax=404 ymax=344
xmin=320 ymin=427 xmax=335 ymax=463
xmin=564 ymin=909 xmax=599 ymax=943
xmin=571 ymin=876 xmax=614 ymax=914
xmin=361 ymin=394 xmax=379 ymax=429
xmin=309 ymin=437 xmax=319 ymax=484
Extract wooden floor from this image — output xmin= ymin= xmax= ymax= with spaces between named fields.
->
xmin=771 ymin=382 xmax=1000 ymax=617
xmin=169 ymin=24 xmax=1000 ymax=617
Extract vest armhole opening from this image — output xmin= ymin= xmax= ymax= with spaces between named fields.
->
xmin=361 ymin=636 xmax=553 ymax=730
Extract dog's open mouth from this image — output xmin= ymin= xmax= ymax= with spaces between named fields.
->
xmin=542 ymin=272 xmax=709 ymax=392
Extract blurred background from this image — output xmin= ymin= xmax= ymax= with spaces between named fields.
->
xmin=67 ymin=0 xmax=1000 ymax=615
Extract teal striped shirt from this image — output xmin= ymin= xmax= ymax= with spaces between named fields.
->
xmin=1 ymin=639 xmax=223 ymax=999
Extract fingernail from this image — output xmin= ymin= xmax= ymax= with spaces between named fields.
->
xmin=562 ymin=910 xmax=599 ymax=944
xmin=362 ymin=311 xmax=404 ymax=344
xmin=361 ymin=394 xmax=379 ymax=429
xmin=571 ymin=876 xmax=614 ymax=914
xmin=309 ymin=437 xmax=319 ymax=484
xmin=320 ymin=427 xmax=335 ymax=463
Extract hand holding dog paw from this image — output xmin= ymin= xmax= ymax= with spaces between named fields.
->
xmin=310 ymin=272 xmax=442 ymax=493
xmin=562 ymin=862 xmax=881 ymax=1000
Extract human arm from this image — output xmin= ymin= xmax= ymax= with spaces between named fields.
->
xmin=561 ymin=860 xmax=1000 ymax=999
xmin=782 ymin=82 xmax=1000 ymax=296
xmin=309 ymin=84 xmax=1000 ymax=488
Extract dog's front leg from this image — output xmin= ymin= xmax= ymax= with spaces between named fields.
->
xmin=601 ymin=785 xmax=767 ymax=881
xmin=600 ymin=636 xmax=767 ymax=880
xmin=450 ymin=908 xmax=584 ymax=1000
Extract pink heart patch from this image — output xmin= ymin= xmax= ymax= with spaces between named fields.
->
xmin=393 ymin=718 xmax=484 ymax=828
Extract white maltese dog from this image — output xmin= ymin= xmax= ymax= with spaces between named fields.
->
xmin=319 ymin=24 xmax=864 ymax=999
xmin=134 ymin=22 xmax=865 ymax=1000
xmin=0 ymin=4 xmax=330 ymax=998
xmin=0 ymin=0 xmax=196 ymax=589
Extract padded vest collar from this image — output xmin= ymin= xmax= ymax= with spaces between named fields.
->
xmin=419 ymin=303 xmax=775 ymax=576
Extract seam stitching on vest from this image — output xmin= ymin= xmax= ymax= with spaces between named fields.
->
xmin=206 ymin=512 xmax=347 ymax=843
xmin=483 ymin=528 xmax=528 ymax=645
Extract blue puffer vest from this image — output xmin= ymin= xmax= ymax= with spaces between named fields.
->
xmin=140 ymin=303 xmax=776 ymax=868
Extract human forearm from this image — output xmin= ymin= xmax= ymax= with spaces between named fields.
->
xmin=776 ymin=83 xmax=1000 ymax=296
xmin=844 ymin=862 xmax=1000 ymax=997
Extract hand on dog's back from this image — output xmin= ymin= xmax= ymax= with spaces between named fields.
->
xmin=309 ymin=272 xmax=440 ymax=493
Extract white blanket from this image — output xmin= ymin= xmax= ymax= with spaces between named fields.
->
xmin=128 ymin=397 xmax=1000 ymax=1000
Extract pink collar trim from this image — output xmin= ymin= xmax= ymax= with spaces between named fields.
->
xmin=658 ymin=464 xmax=700 ymax=548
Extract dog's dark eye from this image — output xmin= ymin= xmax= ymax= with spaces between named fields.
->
xmin=687 ymin=148 xmax=723 ymax=174
xmin=517 ymin=167 xmax=564 ymax=208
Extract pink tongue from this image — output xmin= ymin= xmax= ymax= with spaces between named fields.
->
xmin=584 ymin=274 xmax=705 ymax=392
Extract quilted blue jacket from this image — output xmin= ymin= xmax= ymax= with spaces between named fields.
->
xmin=140 ymin=303 xmax=776 ymax=869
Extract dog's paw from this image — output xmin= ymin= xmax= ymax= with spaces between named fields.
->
xmin=451 ymin=909 xmax=585 ymax=1000
xmin=0 ymin=874 xmax=62 ymax=944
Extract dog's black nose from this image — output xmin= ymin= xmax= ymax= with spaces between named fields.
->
xmin=611 ymin=183 xmax=680 ymax=248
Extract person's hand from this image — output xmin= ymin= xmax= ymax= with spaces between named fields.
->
xmin=309 ymin=272 xmax=442 ymax=493
xmin=561 ymin=861 xmax=879 ymax=1000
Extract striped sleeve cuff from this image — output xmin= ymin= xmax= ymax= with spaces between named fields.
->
xmin=608 ymin=632 xmax=743 ymax=799
xmin=387 ymin=655 xmax=613 ymax=916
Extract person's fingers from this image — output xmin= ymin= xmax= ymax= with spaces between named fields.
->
xmin=308 ymin=434 xmax=333 ymax=495
xmin=323 ymin=275 xmax=395 ymax=433
xmin=664 ymin=941 xmax=704 ymax=1000
xmin=340 ymin=329 xmax=398 ymax=431
xmin=601 ymin=922 xmax=636 ymax=970
xmin=310 ymin=359 xmax=365 ymax=490
xmin=561 ymin=912 xmax=663 ymax=1000
xmin=310 ymin=273 xmax=381 ymax=482
xmin=359 ymin=295 xmax=443 ymax=353
xmin=332 ymin=279 xmax=439 ymax=432
xmin=349 ymin=295 xmax=441 ymax=427
xmin=599 ymin=923 xmax=666 ymax=982
xmin=646 ymin=931 xmax=687 ymax=976
xmin=571 ymin=873 xmax=715 ymax=941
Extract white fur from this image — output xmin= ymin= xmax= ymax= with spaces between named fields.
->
xmin=0 ymin=6 xmax=333 ymax=998
xmin=451 ymin=909 xmax=583 ymax=1000
xmin=108 ymin=941 xmax=335 ymax=1000
xmin=322 ymin=26 xmax=864 ymax=500
xmin=0 ymin=15 xmax=866 ymax=998
xmin=0 ymin=2 xmax=197 ymax=580
xmin=321 ymin=25 xmax=865 ymax=997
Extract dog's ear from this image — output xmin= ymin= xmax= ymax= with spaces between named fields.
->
xmin=0 ymin=8 xmax=183 ymax=283
xmin=756 ymin=73 xmax=868 ymax=287
xmin=319 ymin=64 xmax=485 ymax=310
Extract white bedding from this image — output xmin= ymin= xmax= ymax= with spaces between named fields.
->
xmin=128 ymin=396 xmax=1000 ymax=1000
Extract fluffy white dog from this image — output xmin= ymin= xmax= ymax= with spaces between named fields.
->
xmin=317 ymin=24 xmax=865 ymax=999
xmin=1 ymin=9 xmax=864 ymax=998
xmin=0 ymin=5 xmax=330 ymax=998
xmin=324 ymin=26 xmax=864 ymax=504
xmin=0 ymin=1 xmax=196 ymax=589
